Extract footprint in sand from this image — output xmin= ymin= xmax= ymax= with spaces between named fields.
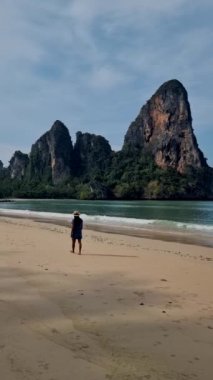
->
xmin=51 ymin=328 xmax=59 ymax=334
xmin=134 ymin=291 xmax=144 ymax=297
xmin=38 ymin=361 xmax=49 ymax=370
xmin=153 ymin=341 xmax=162 ymax=346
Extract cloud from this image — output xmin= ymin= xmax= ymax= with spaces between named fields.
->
xmin=0 ymin=0 xmax=212 ymax=167
xmin=88 ymin=65 xmax=131 ymax=90
xmin=67 ymin=0 xmax=187 ymax=22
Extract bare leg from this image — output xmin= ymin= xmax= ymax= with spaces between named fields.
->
xmin=72 ymin=238 xmax=76 ymax=253
xmin=78 ymin=239 xmax=82 ymax=255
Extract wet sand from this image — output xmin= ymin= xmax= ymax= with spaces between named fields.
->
xmin=0 ymin=216 xmax=213 ymax=380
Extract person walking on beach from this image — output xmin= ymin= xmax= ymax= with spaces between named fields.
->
xmin=71 ymin=211 xmax=83 ymax=255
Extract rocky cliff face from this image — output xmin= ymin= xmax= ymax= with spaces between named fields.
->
xmin=123 ymin=80 xmax=207 ymax=173
xmin=90 ymin=180 xmax=112 ymax=199
xmin=9 ymin=151 xmax=29 ymax=180
xmin=1 ymin=79 xmax=211 ymax=200
xmin=74 ymin=132 xmax=112 ymax=177
xmin=28 ymin=120 xmax=73 ymax=185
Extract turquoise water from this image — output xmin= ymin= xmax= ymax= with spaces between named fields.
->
xmin=0 ymin=199 xmax=213 ymax=230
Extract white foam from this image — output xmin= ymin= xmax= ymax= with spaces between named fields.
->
xmin=0 ymin=208 xmax=213 ymax=234
xmin=0 ymin=208 xmax=71 ymax=222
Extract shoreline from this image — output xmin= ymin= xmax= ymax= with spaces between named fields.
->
xmin=1 ymin=211 xmax=213 ymax=248
xmin=0 ymin=216 xmax=213 ymax=379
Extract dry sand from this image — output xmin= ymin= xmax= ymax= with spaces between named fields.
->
xmin=0 ymin=216 xmax=213 ymax=380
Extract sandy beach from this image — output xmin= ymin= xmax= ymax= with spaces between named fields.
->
xmin=0 ymin=216 xmax=213 ymax=380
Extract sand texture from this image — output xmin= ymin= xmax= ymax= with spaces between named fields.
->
xmin=0 ymin=217 xmax=213 ymax=380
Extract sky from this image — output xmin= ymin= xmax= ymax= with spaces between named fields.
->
xmin=0 ymin=0 xmax=213 ymax=167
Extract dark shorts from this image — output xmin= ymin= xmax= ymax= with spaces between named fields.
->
xmin=71 ymin=232 xmax=82 ymax=240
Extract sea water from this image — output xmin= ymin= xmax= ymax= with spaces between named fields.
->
xmin=0 ymin=199 xmax=213 ymax=237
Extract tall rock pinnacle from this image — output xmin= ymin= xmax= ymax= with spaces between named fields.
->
xmin=123 ymin=79 xmax=207 ymax=173
xmin=27 ymin=120 xmax=73 ymax=185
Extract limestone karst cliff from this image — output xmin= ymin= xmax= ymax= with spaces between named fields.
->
xmin=123 ymin=80 xmax=207 ymax=173
xmin=73 ymin=131 xmax=112 ymax=177
xmin=0 ymin=79 xmax=212 ymax=199
xmin=9 ymin=151 xmax=29 ymax=180
xmin=27 ymin=120 xmax=73 ymax=185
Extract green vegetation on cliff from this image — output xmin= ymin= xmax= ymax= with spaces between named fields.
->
xmin=0 ymin=146 xmax=212 ymax=200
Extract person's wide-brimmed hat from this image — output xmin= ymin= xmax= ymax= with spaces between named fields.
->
xmin=73 ymin=210 xmax=80 ymax=216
